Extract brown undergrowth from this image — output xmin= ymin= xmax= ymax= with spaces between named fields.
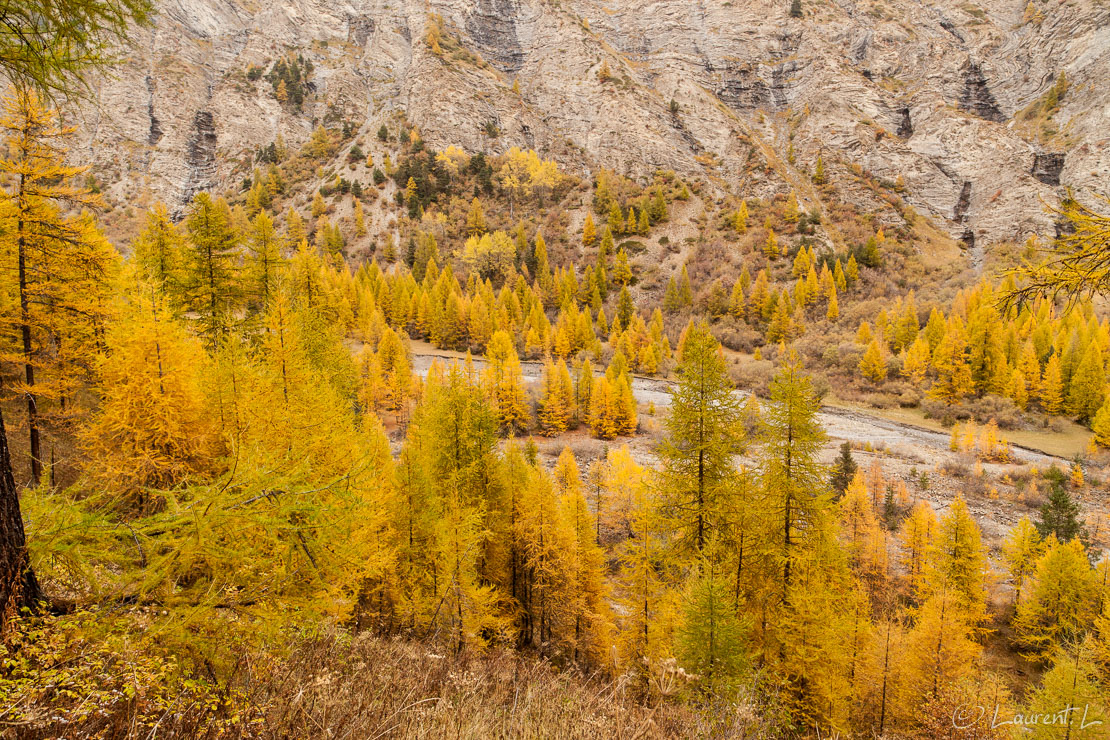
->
xmin=1 ymin=619 xmax=776 ymax=739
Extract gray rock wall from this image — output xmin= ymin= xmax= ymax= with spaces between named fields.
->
xmin=73 ymin=0 xmax=1110 ymax=253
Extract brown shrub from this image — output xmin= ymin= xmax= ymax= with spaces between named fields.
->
xmin=921 ymin=395 xmax=1024 ymax=430
xmin=715 ymin=322 xmax=763 ymax=353
xmin=897 ymin=389 xmax=922 ymax=408
xmin=730 ymin=358 xmax=775 ymax=396
xmin=963 ymin=395 xmax=1024 ymax=430
xmin=861 ymin=392 xmax=900 ymax=409
xmin=939 ymin=460 xmax=971 ymax=478
xmin=922 ymin=398 xmax=970 ymax=427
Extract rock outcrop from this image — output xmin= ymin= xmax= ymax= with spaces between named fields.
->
xmin=1032 ymin=153 xmax=1066 ymax=187
xmin=957 ymin=61 xmax=1006 ymax=123
xmin=896 ymin=108 xmax=913 ymax=140
xmin=183 ymin=111 xmax=218 ymax=204
xmin=74 ymin=0 xmax=1110 ymax=253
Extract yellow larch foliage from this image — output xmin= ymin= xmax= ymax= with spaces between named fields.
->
xmin=484 ymin=330 xmax=530 ymax=432
xmin=1013 ymin=537 xmax=1100 ymax=660
xmin=0 ymin=87 xmax=119 ymax=485
xmin=921 ymin=496 xmax=989 ymax=628
xmin=538 ymin=357 xmax=575 ymax=436
xmin=859 ymin=338 xmax=887 ymax=382
xmin=1001 ymin=516 xmax=1042 ymax=606
xmin=899 ymin=502 xmax=937 ymax=598
xmin=589 ymin=376 xmax=621 ymax=440
xmin=81 ymin=291 xmax=221 ymax=503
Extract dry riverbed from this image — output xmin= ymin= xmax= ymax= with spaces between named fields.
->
xmin=404 ymin=341 xmax=1110 ymax=557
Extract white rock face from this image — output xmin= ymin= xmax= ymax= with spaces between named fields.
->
xmin=75 ymin=0 xmax=1110 ymax=248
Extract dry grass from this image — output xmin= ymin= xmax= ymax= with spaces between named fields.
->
xmin=824 ymin=398 xmax=1092 ymax=460
xmin=240 ymin=636 xmax=718 ymax=739
xmin=1001 ymin=421 xmax=1093 ymax=460
xmin=5 ymin=628 xmax=775 ymax=739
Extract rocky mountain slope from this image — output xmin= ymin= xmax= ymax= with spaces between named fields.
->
xmin=75 ymin=0 xmax=1110 ymax=251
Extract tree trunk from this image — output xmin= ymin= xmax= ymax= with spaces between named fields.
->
xmin=878 ymin=620 xmax=891 ymax=736
xmin=0 ymin=402 xmax=40 ymax=631
xmin=17 ymin=202 xmax=42 ymax=487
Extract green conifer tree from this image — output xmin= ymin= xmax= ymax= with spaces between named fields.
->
xmin=1037 ymin=481 xmax=1085 ymax=543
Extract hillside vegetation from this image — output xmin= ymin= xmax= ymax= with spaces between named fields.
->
xmin=0 ymin=84 xmax=1108 ymax=740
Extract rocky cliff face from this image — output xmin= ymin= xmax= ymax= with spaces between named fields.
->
xmin=76 ymin=0 xmax=1110 ymax=252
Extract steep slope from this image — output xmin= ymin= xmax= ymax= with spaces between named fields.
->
xmin=75 ymin=0 xmax=1110 ymax=250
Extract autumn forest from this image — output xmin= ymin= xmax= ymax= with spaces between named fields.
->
xmin=0 ymin=4 xmax=1108 ymax=734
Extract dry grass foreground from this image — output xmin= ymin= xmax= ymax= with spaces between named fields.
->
xmin=2 ymin=625 xmax=776 ymax=739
